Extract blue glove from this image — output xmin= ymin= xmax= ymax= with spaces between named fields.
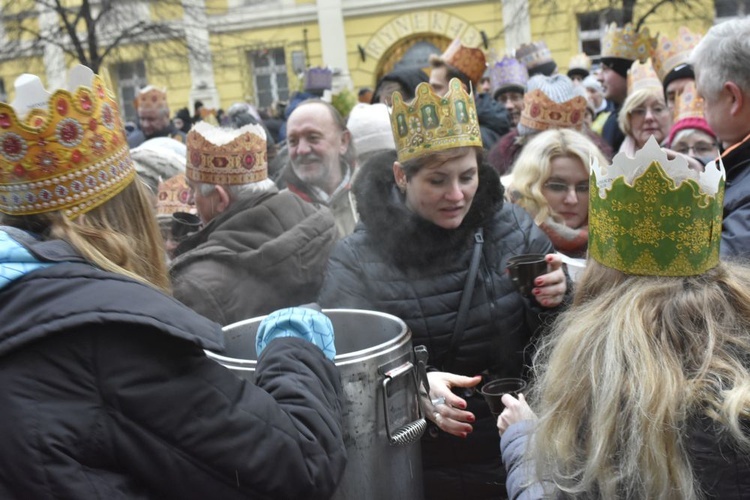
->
xmin=256 ymin=307 xmax=336 ymax=361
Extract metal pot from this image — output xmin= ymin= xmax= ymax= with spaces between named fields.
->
xmin=205 ymin=309 xmax=425 ymax=500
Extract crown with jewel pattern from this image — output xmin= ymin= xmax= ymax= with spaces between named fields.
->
xmin=650 ymin=26 xmax=702 ymax=83
xmin=156 ymin=172 xmax=192 ymax=217
xmin=589 ymin=136 xmax=724 ymax=276
xmin=568 ymin=53 xmax=592 ymax=72
xmin=627 ymin=58 xmax=662 ymax=93
xmin=516 ymin=41 xmax=554 ymax=70
xmin=489 ymin=56 xmax=529 ymax=93
xmin=601 ymin=23 xmax=655 ymax=63
xmin=0 ymin=65 xmax=135 ymax=218
xmin=135 ymin=86 xmax=168 ymax=113
xmin=673 ymin=81 xmax=704 ymax=122
xmin=390 ymin=78 xmax=482 ymax=162
xmin=519 ymin=89 xmax=587 ymax=132
xmin=186 ymin=121 xmax=267 ymax=185
xmin=439 ymin=37 xmax=487 ymax=87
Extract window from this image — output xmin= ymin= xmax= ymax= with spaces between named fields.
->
xmin=249 ymin=48 xmax=289 ymax=109
xmin=577 ymin=10 xmax=624 ymax=58
xmin=715 ymin=0 xmax=750 ymax=19
xmin=113 ymin=61 xmax=147 ymax=124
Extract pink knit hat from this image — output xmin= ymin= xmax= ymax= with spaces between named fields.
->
xmin=667 ymin=117 xmax=715 ymax=147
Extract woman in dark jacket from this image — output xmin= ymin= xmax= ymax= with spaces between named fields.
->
xmin=0 ymin=66 xmax=346 ymax=500
xmin=318 ymin=79 xmax=568 ymax=500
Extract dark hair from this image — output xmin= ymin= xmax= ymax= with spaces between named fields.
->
xmin=399 ymin=146 xmax=484 ymax=180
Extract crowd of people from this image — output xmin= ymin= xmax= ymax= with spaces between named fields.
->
xmin=0 ymin=12 xmax=748 ymax=500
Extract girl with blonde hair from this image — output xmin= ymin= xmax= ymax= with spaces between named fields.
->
xmin=0 ymin=67 xmax=346 ymax=499
xmin=508 ymin=128 xmax=608 ymax=258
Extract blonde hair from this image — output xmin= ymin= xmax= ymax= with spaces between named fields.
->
xmin=529 ymin=260 xmax=750 ymax=499
xmin=2 ymin=179 xmax=170 ymax=293
xmin=618 ymin=86 xmax=666 ymax=137
xmin=508 ymin=129 xmax=607 ymax=225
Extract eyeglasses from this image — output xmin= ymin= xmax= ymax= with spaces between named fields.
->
xmin=543 ymin=181 xmax=589 ymax=194
xmin=672 ymin=142 xmax=718 ymax=157
xmin=630 ymin=105 xmax=669 ymax=118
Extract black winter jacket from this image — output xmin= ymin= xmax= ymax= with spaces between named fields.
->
xmin=720 ymin=133 xmax=750 ymax=259
xmin=0 ymin=229 xmax=346 ymax=500
xmin=318 ymin=153 xmax=560 ymax=489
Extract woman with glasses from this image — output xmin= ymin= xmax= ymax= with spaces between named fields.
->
xmin=618 ymin=86 xmax=673 ymax=156
xmin=667 ymin=82 xmax=720 ymax=167
xmin=507 ymin=129 xmax=609 ymax=259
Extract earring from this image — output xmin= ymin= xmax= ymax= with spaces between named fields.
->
xmin=398 ymin=183 xmax=406 ymax=194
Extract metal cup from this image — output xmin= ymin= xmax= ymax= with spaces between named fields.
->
xmin=171 ymin=211 xmax=202 ymax=241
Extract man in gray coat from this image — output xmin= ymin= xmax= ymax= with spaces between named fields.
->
xmin=170 ymin=121 xmax=337 ymax=325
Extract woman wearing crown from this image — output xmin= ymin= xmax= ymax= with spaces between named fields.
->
xmin=497 ymin=139 xmax=750 ymax=499
xmin=318 ymin=78 xmax=569 ymax=499
xmin=0 ymin=67 xmax=346 ymax=499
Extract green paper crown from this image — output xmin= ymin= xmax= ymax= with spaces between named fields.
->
xmin=589 ymin=137 xmax=725 ymax=276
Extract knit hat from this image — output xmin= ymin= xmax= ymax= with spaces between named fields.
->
xmin=186 ymin=121 xmax=267 ymax=185
xmin=490 ymin=56 xmax=529 ymax=98
xmin=346 ymin=103 xmax=395 ymax=157
xmin=667 ymin=81 xmax=716 ymax=146
xmin=582 ymin=75 xmax=604 ymax=93
xmin=516 ymin=41 xmax=557 ymax=77
xmin=518 ymin=74 xmax=587 ymax=136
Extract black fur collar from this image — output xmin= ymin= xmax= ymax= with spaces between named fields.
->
xmin=353 ymin=151 xmax=504 ymax=268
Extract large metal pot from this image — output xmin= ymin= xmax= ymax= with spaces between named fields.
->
xmin=205 ymin=309 xmax=425 ymax=500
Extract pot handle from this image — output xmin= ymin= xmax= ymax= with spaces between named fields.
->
xmin=382 ymin=361 xmax=427 ymax=446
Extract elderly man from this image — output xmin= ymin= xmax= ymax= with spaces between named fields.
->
xmin=692 ymin=17 xmax=750 ymax=259
xmin=282 ymin=99 xmax=357 ymax=238
xmin=128 ymin=86 xmax=186 ymax=148
xmin=169 ymin=121 xmax=337 ymax=325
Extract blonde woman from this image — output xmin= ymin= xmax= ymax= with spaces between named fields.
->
xmin=618 ymin=86 xmax=672 ymax=156
xmin=0 ymin=68 xmax=346 ymax=498
xmin=508 ymin=129 xmax=608 ymax=258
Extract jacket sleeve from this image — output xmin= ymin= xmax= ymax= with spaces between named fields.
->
xmin=318 ymin=238 xmax=374 ymax=309
xmin=500 ymin=420 xmax=547 ymax=500
xmin=171 ymin=259 xmax=229 ymax=325
xmin=97 ymin=329 xmax=346 ymax=500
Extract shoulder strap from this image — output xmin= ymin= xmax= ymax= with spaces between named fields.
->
xmin=444 ymin=228 xmax=484 ymax=371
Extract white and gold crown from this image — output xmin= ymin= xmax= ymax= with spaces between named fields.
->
xmin=589 ymin=136 xmax=724 ymax=276
xmin=135 ymin=86 xmax=168 ymax=112
xmin=627 ymin=59 xmax=662 ymax=94
xmin=568 ymin=53 xmax=592 ymax=72
xmin=601 ymin=23 xmax=655 ymax=63
xmin=0 ymin=65 xmax=135 ymax=218
xmin=651 ymin=26 xmax=702 ymax=83
xmin=390 ymin=78 xmax=482 ymax=162
xmin=186 ymin=121 xmax=267 ymax=185
xmin=157 ymin=172 xmax=192 ymax=217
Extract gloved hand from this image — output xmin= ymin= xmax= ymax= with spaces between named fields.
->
xmin=256 ymin=307 xmax=336 ymax=361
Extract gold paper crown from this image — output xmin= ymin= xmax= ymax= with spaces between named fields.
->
xmin=589 ymin=136 xmax=724 ymax=276
xmin=601 ymin=23 xmax=655 ymax=63
xmin=519 ymin=89 xmax=587 ymax=132
xmin=390 ymin=78 xmax=482 ymax=162
xmin=157 ymin=172 xmax=192 ymax=216
xmin=673 ymin=81 xmax=705 ymax=122
xmin=186 ymin=121 xmax=267 ymax=185
xmin=440 ymin=37 xmax=487 ymax=86
xmin=651 ymin=26 xmax=702 ymax=83
xmin=568 ymin=53 xmax=592 ymax=72
xmin=136 ymin=86 xmax=168 ymax=112
xmin=0 ymin=66 xmax=135 ymax=217
xmin=627 ymin=58 xmax=662 ymax=94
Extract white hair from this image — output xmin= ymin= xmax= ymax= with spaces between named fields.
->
xmin=691 ymin=17 xmax=750 ymax=99
xmin=197 ymin=178 xmax=276 ymax=199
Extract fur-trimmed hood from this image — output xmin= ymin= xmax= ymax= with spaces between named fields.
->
xmin=352 ymin=150 xmax=504 ymax=268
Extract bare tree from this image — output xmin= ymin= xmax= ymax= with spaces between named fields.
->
xmin=0 ymin=0 xmax=211 ymax=74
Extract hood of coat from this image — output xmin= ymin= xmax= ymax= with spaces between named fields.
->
xmin=352 ymin=150 xmax=504 ymax=268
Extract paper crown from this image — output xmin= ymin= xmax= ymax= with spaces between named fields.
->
xmin=304 ymin=67 xmax=333 ymax=91
xmin=667 ymin=81 xmax=715 ymax=145
xmin=390 ymin=78 xmax=482 ymax=162
xmin=490 ymin=56 xmax=529 ymax=93
xmin=157 ymin=172 xmax=192 ymax=217
xmin=568 ymin=53 xmax=592 ymax=72
xmin=589 ymin=136 xmax=724 ymax=276
xmin=627 ymin=58 xmax=662 ymax=94
xmin=186 ymin=121 xmax=267 ymax=185
xmin=516 ymin=41 xmax=554 ymax=70
xmin=519 ymin=89 xmax=587 ymax=133
xmin=440 ymin=37 xmax=487 ymax=86
xmin=0 ymin=65 xmax=135 ymax=218
xmin=651 ymin=27 xmax=702 ymax=83
xmin=136 ymin=86 xmax=168 ymax=112
xmin=601 ymin=23 xmax=655 ymax=63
